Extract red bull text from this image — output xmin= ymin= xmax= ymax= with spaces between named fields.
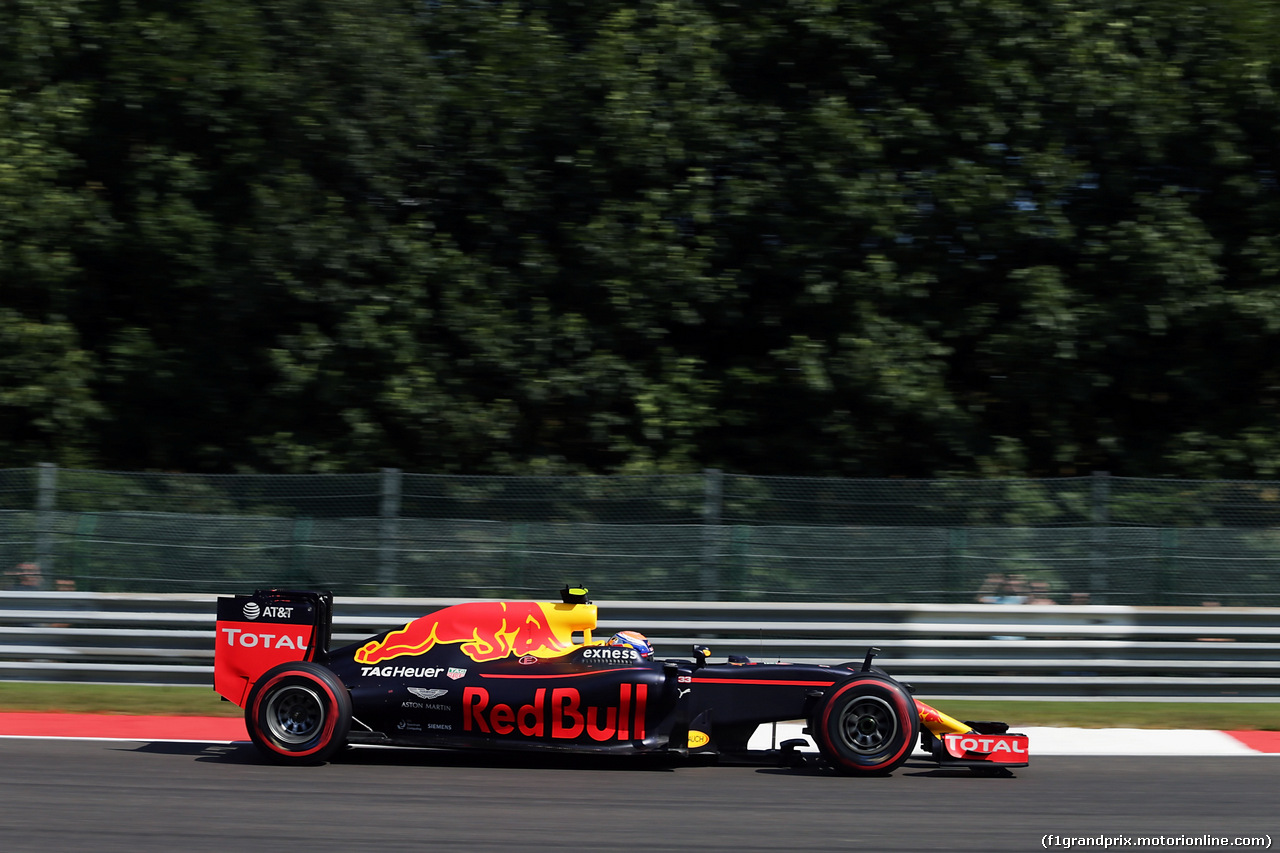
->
xmin=462 ymin=684 xmax=647 ymax=742
xmin=355 ymin=601 xmax=578 ymax=665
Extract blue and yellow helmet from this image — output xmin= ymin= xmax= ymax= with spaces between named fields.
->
xmin=608 ymin=630 xmax=653 ymax=659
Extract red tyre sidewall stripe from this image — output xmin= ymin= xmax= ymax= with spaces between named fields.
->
xmin=820 ymin=678 xmax=914 ymax=771
xmin=251 ymin=671 xmax=340 ymax=758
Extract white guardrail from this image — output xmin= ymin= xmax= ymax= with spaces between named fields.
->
xmin=2 ymin=591 xmax=1278 ymax=700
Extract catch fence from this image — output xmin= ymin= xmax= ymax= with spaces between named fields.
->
xmin=1 ymin=467 xmax=1278 ymax=604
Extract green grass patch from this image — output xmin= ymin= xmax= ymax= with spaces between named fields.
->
xmin=0 ymin=683 xmax=1274 ymax=729
xmin=0 ymin=682 xmax=241 ymax=717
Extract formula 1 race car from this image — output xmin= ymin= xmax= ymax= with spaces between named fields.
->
xmin=214 ymin=587 xmax=1029 ymax=775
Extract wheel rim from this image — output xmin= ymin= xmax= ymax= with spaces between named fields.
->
xmin=836 ymin=695 xmax=898 ymax=755
xmin=264 ymin=684 xmax=326 ymax=745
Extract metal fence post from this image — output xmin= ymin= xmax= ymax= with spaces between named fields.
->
xmin=379 ymin=468 xmax=402 ymax=597
xmin=947 ymin=527 xmax=968 ymax=602
xmin=289 ymin=516 xmax=314 ymax=588
xmin=35 ymin=463 xmax=57 ymax=590
xmin=1090 ymin=471 xmax=1110 ymax=604
xmin=1157 ymin=527 xmax=1178 ymax=605
xmin=702 ymin=468 xmax=723 ymax=600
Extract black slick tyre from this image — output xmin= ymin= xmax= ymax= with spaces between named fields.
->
xmin=813 ymin=675 xmax=919 ymax=776
xmin=245 ymin=661 xmax=351 ymax=765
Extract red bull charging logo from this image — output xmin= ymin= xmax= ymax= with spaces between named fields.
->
xmin=355 ymin=601 xmax=589 ymax=665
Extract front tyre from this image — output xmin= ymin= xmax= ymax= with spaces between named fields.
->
xmin=245 ymin=661 xmax=351 ymax=765
xmin=813 ymin=676 xmax=919 ymax=776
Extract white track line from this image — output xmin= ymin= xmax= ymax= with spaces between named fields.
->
xmin=748 ymin=723 xmax=1274 ymax=756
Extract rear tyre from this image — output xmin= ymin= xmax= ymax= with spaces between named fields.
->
xmin=813 ymin=675 xmax=919 ymax=776
xmin=245 ymin=661 xmax=351 ymax=765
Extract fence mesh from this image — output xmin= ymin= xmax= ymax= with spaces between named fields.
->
xmin=2 ymin=467 xmax=1278 ymax=603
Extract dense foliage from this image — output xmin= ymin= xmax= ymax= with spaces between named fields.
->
xmin=4 ymin=0 xmax=1280 ymax=477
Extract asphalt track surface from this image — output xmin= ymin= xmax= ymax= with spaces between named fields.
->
xmin=2 ymin=738 xmax=1276 ymax=853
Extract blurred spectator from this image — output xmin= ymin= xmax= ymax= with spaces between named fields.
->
xmin=976 ymin=573 xmax=1006 ymax=603
xmin=1002 ymin=574 xmax=1031 ymax=604
xmin=4 ymin=562 xmax=43 ymax=590
xmin=976 ymin=572 xmax=1031 ymax=605
xmin=49 ymin=578 xmax=78 ymax=628
xmin=1027 ymin=580 xmax=1057 ymax=605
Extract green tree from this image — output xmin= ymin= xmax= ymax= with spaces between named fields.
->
xmin=7 ymin=0 xmax=1280 ymax=479
xmin=0 ymin=1 xmax=106 ymax=465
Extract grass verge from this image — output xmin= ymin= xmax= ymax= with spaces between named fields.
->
xmin=0 ymin=682 xmax=1274 ymax=729
xmin=0 ymin=683 xmax=241 ymax=717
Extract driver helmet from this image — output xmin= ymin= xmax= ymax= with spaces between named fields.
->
xmin=608 ymin=630 xmax=653 ymax=659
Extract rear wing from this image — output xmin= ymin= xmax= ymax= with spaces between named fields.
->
xmin=214 ymin=590 xmax=333 ymax=707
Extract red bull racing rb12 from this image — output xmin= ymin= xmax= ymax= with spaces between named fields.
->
xmin=214 ymin=587 xmax=1030 ymax=775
